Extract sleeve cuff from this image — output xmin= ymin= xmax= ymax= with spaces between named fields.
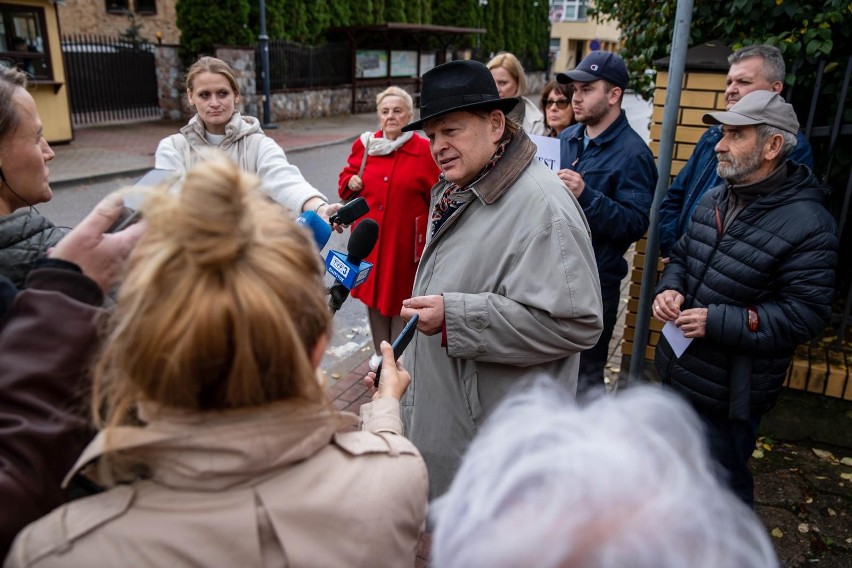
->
xmin=359 ymin=397 xmax=404 ymax=435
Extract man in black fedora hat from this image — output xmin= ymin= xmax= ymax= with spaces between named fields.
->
xmin=556 ymin=51 xmax=657 ymax=396
xmin=397 ymin=59 xmax=603 ymax=498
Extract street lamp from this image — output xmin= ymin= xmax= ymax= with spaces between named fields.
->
xmin=258 ymin=0 xmax=277 ymax=129
xmin=477 ymin=0 xmax=488 ymax=50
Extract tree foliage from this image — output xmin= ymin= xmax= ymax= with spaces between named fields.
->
xmin=176 ymin=0 xmax=252 ymax=64
xmin=588 ymin=0 xmax=852 ymax=100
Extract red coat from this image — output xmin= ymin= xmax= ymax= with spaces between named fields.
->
xmin=339 ymin=131 xmax=440 ymax=317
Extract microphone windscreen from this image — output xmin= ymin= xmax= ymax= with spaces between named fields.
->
xmin=347 ymin=218 xmax=379 ymax=263
xmin=296 ymin=210 xmax=332 ymax=250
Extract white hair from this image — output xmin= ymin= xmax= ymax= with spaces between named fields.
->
xmin=431 ymin=378 xmax=778 ymax=568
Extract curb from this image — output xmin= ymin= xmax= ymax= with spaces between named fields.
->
xmin=49 ymin=136 xmax=359 ymax=190
xmin=51 ymin=167 xmax=154 ymax=191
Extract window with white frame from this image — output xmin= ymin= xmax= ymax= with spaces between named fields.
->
xmin=549 ymin=0 xmax=588 ymax=22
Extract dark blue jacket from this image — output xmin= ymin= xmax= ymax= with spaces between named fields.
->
xmin=559 ymin=111 xmax=656 ymax=287
xmin=658 ymin=126 xmax=813 ymax=257
xmin=655 ymin=163 xmax=837 ymax=418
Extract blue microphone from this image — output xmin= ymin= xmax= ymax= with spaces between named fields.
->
xmin=328 ymin=219 xmax=379 ymax=314
xmin=296 ymin=210 xmax=332 ymax=250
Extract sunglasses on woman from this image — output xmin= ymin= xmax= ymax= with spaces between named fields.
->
xmin=543 ymin=98 xmax=571 ymax=110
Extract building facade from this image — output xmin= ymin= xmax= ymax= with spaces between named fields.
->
xmin=1 ymin=0 xmax=73 ymax=142
xmin=58 ymin=0 xmax=179 ymax=45
xmin=549 ymin=0 xmax=620 ymax=74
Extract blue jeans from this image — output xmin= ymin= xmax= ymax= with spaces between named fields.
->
xmin=697 ymin=411 xmax=762 ymax=507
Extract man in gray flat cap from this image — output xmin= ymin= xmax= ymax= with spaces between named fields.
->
xmin=652 ymin=90 xmax=838 ymax=506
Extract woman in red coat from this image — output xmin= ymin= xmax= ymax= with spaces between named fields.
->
xmin=339 ymin=86 xmax=440 ymax=369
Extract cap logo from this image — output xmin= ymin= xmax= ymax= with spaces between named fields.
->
xmin=590 ymin=64 xmax=599 ymax=71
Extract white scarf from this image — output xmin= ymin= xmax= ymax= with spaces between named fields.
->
xmin=359 ymin=130 xmax=413 ymax=156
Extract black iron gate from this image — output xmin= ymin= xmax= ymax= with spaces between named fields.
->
xmin=61 ymin=34 xmax=160 ymax=125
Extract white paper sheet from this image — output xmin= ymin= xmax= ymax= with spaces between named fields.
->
xmin=529 ymin=134 xmax=561 ymax=171
xmin=662 ymin=320 xmax=693 ymax=358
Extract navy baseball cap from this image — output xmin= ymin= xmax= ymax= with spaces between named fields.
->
xmin=557 ymin=51 xmax=628 ymax=90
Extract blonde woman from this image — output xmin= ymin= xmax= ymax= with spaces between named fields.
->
xmin=487 ymin=52 xmax=545 ymax=136
xmin=7 ymin=157 xmax=427 ymax=567
xmin=156 ymin=56 xmax=339 ymax=220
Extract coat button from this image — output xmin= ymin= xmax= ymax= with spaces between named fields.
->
xmin=476 ymin=344 xmax=486 ymax=353
xmin=383 ymin=176 xmax=389 ymax=182
xmin=379 ymin=204 xmax=384 ymax=211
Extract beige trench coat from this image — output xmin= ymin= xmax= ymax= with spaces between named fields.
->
xmin=6 ymin=398 xmax=427 ymax=567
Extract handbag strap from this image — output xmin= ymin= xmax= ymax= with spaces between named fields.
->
xmin=357 ymin=134 xmax=371 ymax=177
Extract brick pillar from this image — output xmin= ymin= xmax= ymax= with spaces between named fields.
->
xmin=155 ymin=44 xmax=187 ymax=120
xmin=215 ymin=47 xmax=259 ymax=119
xmin=620 ymin=68 xmax=727 ymax=369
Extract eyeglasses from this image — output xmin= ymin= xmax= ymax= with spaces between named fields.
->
xmin=543 ymin=98 xmax=571 ymax=110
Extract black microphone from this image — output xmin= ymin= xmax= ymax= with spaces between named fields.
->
xmin=329 ymin=196 xmax=370 ymax=226
xmin=328 ymin=218 xmax=379 ymax=314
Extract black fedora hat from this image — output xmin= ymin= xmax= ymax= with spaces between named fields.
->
xmin=402 ymin=60 xmax=519 ymax=132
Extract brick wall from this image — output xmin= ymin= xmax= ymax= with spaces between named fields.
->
xmin=621 ymin=69 xmax=726 ymax=366
xmin=58 ymin=0 xmax=179 ymax=45
xmin=648 ymin=70 xmax=726 ymax=177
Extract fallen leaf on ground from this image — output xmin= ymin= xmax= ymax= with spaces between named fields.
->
xmin=841 ymin=473 xmax=852 ymax=480
xmin=752 ymin=449 xmax=765 ymax=459
xmin=827 ymin=508 xmax=836 ymax=516
xmin=841 ymin=457 xmax=852 ymax=466
xmin=771 ymin=528 xmax=784 ymax=538
xmin=812 ymin=448 xmax=837 ymax=462
xmin=805 ymin=497 xmax=813 ymax=504
xmin=798 ymin=523 xmax=809 ymax=533
xmin=331 ymin=373 xmax=341 ymax=379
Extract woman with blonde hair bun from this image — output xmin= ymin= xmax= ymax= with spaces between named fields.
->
xmin=6 ymin=156 xmax=428 ymax=568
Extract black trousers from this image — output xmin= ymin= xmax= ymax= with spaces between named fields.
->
xmin=698 ymin=410 xmax=762 ymax=507
xmin=577 ymin=281 xmax=620 ymax=397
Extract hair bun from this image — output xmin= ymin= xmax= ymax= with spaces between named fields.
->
xmin=176 ymin=155 xmax=260 ymax=268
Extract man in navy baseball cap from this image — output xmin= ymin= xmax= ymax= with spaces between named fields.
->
xmin=557 ymin=50 xmax=629 ymax=90
xmin=555 ymin=50 xmax=657 ymax=396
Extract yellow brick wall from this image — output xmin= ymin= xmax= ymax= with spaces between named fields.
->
xmin=623 ymin=69 xmax=728 ymax=364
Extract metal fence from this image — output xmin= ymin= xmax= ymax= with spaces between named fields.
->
xmin=261 ymin=40 xmax=351 ymax=91
xmin=61 ymin=34 xmax=160 ymax=125
xmin=790 ymin=55 xmax=852 ymax=351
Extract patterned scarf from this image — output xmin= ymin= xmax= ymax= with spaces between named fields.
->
xmin=431 ymin=134 xmax=514 ymax=236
